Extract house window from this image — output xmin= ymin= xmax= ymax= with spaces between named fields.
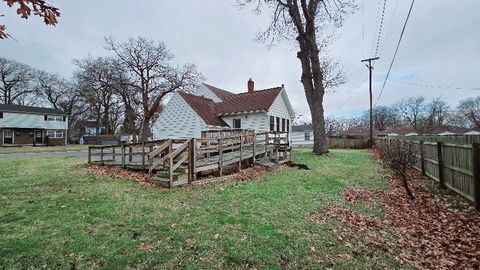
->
xmin=46 ymin=130 xmax=64 ymax=138
xmin=232 ymin=118 xmax=241 ymax=129
xmin=0 ymin=112 xmax=3 ymax=118
xmin=281 ymin=118 xmax=286 ymax=132
xmin=85 ymin=127 xmax=96 ymax=135
xmin=4 ymin=129 xmax=12 ymax=138
xmin=270 ymin=116 xmax=275 ymax=131
xmin=276 ymin=117 xmax=280 ymax=132
xmin=305 ymin=132 xmax=311 ymax=141
xmin=45 ymin=115 xmax=63 ymax=121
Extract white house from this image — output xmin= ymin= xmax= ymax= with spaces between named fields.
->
xmin=0 ymin=104 xmax=68 ymax=146
xmin=152 ymin=79 xmax=295 ymax=139
xmin=291 ymin=124 xmax=314 ymax=147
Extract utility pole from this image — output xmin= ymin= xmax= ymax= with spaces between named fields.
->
xmin=361 ymin=57 xmax=379 ymax=147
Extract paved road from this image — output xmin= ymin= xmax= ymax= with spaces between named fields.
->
xmin=0 ymin=151 xmax=87 ymax=159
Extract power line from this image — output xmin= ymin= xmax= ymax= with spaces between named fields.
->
xmin=373 ymin=0 xmax=387 ymax=57
xmin=13 ymin=37 xmax=86 ymax=57
xmin=337 ymin=76 xmax=369 ymax=110
xmin=370 ymin=0 xmax=383 ymax=56
xmin=375 ymin=0 xmax=416 ymax=106
xmin=382 ymin=79 xmax=480 ymax=91
xmin=379 ymin=0 xmax=400 ymax=58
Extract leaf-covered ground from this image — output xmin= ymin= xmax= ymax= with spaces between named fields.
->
xmin=1 ymin=149 xmax=405 ymax=269
xmin=315 ymin=153 xmax=480 ymax=270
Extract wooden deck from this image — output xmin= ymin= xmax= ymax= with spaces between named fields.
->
xmin=88 ymin=131 xmax=291 ymax=188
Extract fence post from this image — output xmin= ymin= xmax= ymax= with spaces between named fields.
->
xmin=112 ymin=147 xmax=116 ymax=162
xmin=252 ymin=133 xmax=256 ymax=164
xmin=189 ymin=138 xmax=197 ymax=183
xmin=472 ymin=143 xmax=480 ymax=211
xmin=141 ymin=143 xmax=146 ymax=171
xmin=419 ymin=141 xmax=425 ymax=175
xmin=88 ymin=146 xmax=91 ymax=163
xmin=437 ymin=141 xmax=446 ymax=189
xmin=218 ymin=138 xmax=223 ymax=176
xmin=100 ymin=147 xmax=104 ymax=163
xmin=121 ymin=144 xmax=126 ymax=168
xmin=265 ymin=133 xmax=268 ymax=158
xmin=128 ymin=147 xmax=132 ymax=162
xmin=238 ymin=135 xmax=243 ymax=171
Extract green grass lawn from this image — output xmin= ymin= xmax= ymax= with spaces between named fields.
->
xmin=0 ymin=144 xmax=90 ymax=154
xmin=0 ymin=149 xmax=402 ymax=269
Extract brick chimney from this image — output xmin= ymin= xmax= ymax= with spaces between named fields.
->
xmin=248 ymin=78 xmax=254 ymax=93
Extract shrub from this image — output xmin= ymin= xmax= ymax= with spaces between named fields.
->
xmin=377 ymin=140 xmax=417 ymax=199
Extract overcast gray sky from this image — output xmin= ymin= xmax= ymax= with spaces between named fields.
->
xmin=1 ymin=0 xmax=479 ymax=121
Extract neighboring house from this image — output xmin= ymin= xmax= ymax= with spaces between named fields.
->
xmin=387 ymin=126 xmax=480 ymax=136
xmin=71 ymin=120 xmax=120 ymax=145
xmin=72 ymin=120 xmax=107 ymax=145
xmin=291 ymin=124 xmax=314 ymax=147
xmin=0 ymin=104 xmax=68 ymax=146
xmin=153 ymin=79 xmax=295 ymax=139
xmin=331 ymin=127 xmax=389 ymax=138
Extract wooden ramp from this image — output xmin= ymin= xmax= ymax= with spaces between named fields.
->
xmin=88 ymin=131 xmax=291 ymax=188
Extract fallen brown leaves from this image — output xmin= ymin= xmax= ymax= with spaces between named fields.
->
xmin=88 ymin=165 xmax=157 ymax=189
xmin=314 ymin=160 xmax=480 ymax=269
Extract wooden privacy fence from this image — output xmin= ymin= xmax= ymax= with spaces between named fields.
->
xmin=88 ymin=131 xmax=291 ymax=188
xmin=328 ymin=138 xmax=370 ymax=149
xmin=377 ymin=136 xmax=480 ymax=211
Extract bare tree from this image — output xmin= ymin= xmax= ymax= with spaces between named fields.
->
xmin=361 ymin=105 xmax=401 ymax=131
xmin=238 ymin=0 xmax=354 ymax=155
xmin=0 ymin=57 xmax=35 ymax=104
xmin=34 ymin=70 xmax=87 ymax=133
xmin=430 ymin=97 xmax=449 ymax=127
xmin=396 ymin=96 xmax=446 ymax=134
xmin=1 ymin=0 xmax=60 ymax=39
xmin=457 ymin=96 xmax=480 ymax=128
xmin=377 ymin=140 xmax=416 ymax=199
xmin=105 ymin=37 xmax=202 ymax=142
xmin=74 ymin=57 xmax=123 ymax=142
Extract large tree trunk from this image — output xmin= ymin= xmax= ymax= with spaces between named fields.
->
xmin=122 ymin=103 xmax=136 ymax=135
xmin=288 ymin=1 xmax=329 ymax=155
xmin=310 ymin=100 xmax=328 ymax=154
xmin=140 ymin=116 xmax=151 ymax=143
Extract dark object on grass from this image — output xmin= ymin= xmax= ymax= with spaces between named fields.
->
xmin=286 ymin=161 xmax=311 ymax=170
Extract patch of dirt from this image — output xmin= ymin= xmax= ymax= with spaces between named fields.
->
xmin=88 ymin=163 xmax=285 ymax=190
xmin=87 ymin=165 xmax=158 ymax=189
xmin=186 ymin=166 xmax=272 ymax=190
xmin=313 ymin=155 xmax=480 ymax=269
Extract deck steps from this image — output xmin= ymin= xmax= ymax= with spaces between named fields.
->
xmin=151 ymin=172 xmax=189 ymax=188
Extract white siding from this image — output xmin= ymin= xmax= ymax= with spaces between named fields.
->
xmin=152 ymin=93 xmax=208 ymax=139
xmin=220 ymin=112 xmax=269 ymax=132
xmin=193 ymin=84 xmax=222 ymax=102
xmin=0 ymin=112 xmax=68 ymax=129
xmin=291 ymin=131 xmax=314 ymax=146
xmin=267 ymin=89 xmax=295 ymax=133
xmin=268 ymin=91 xmax=292 ymax=119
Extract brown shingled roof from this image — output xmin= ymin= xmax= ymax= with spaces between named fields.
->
xmin=215 ymin=87 xmax=283 ymax=116
xmin=179 ymin=93 xmax=228 ymax=127
xmin=178 ymin=85 xmax=284 ymax=127
xmin=203 ymin=83 xmax=236 ymax=101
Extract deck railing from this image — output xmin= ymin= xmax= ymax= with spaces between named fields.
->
xmin=88 ymin=131 xmax=291 ymax=187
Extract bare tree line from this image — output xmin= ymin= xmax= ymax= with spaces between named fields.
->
xmin=324 ymin=96 xmax=480 ymax=135
xmin=0 ymin=37 xmax=202 ymax=142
